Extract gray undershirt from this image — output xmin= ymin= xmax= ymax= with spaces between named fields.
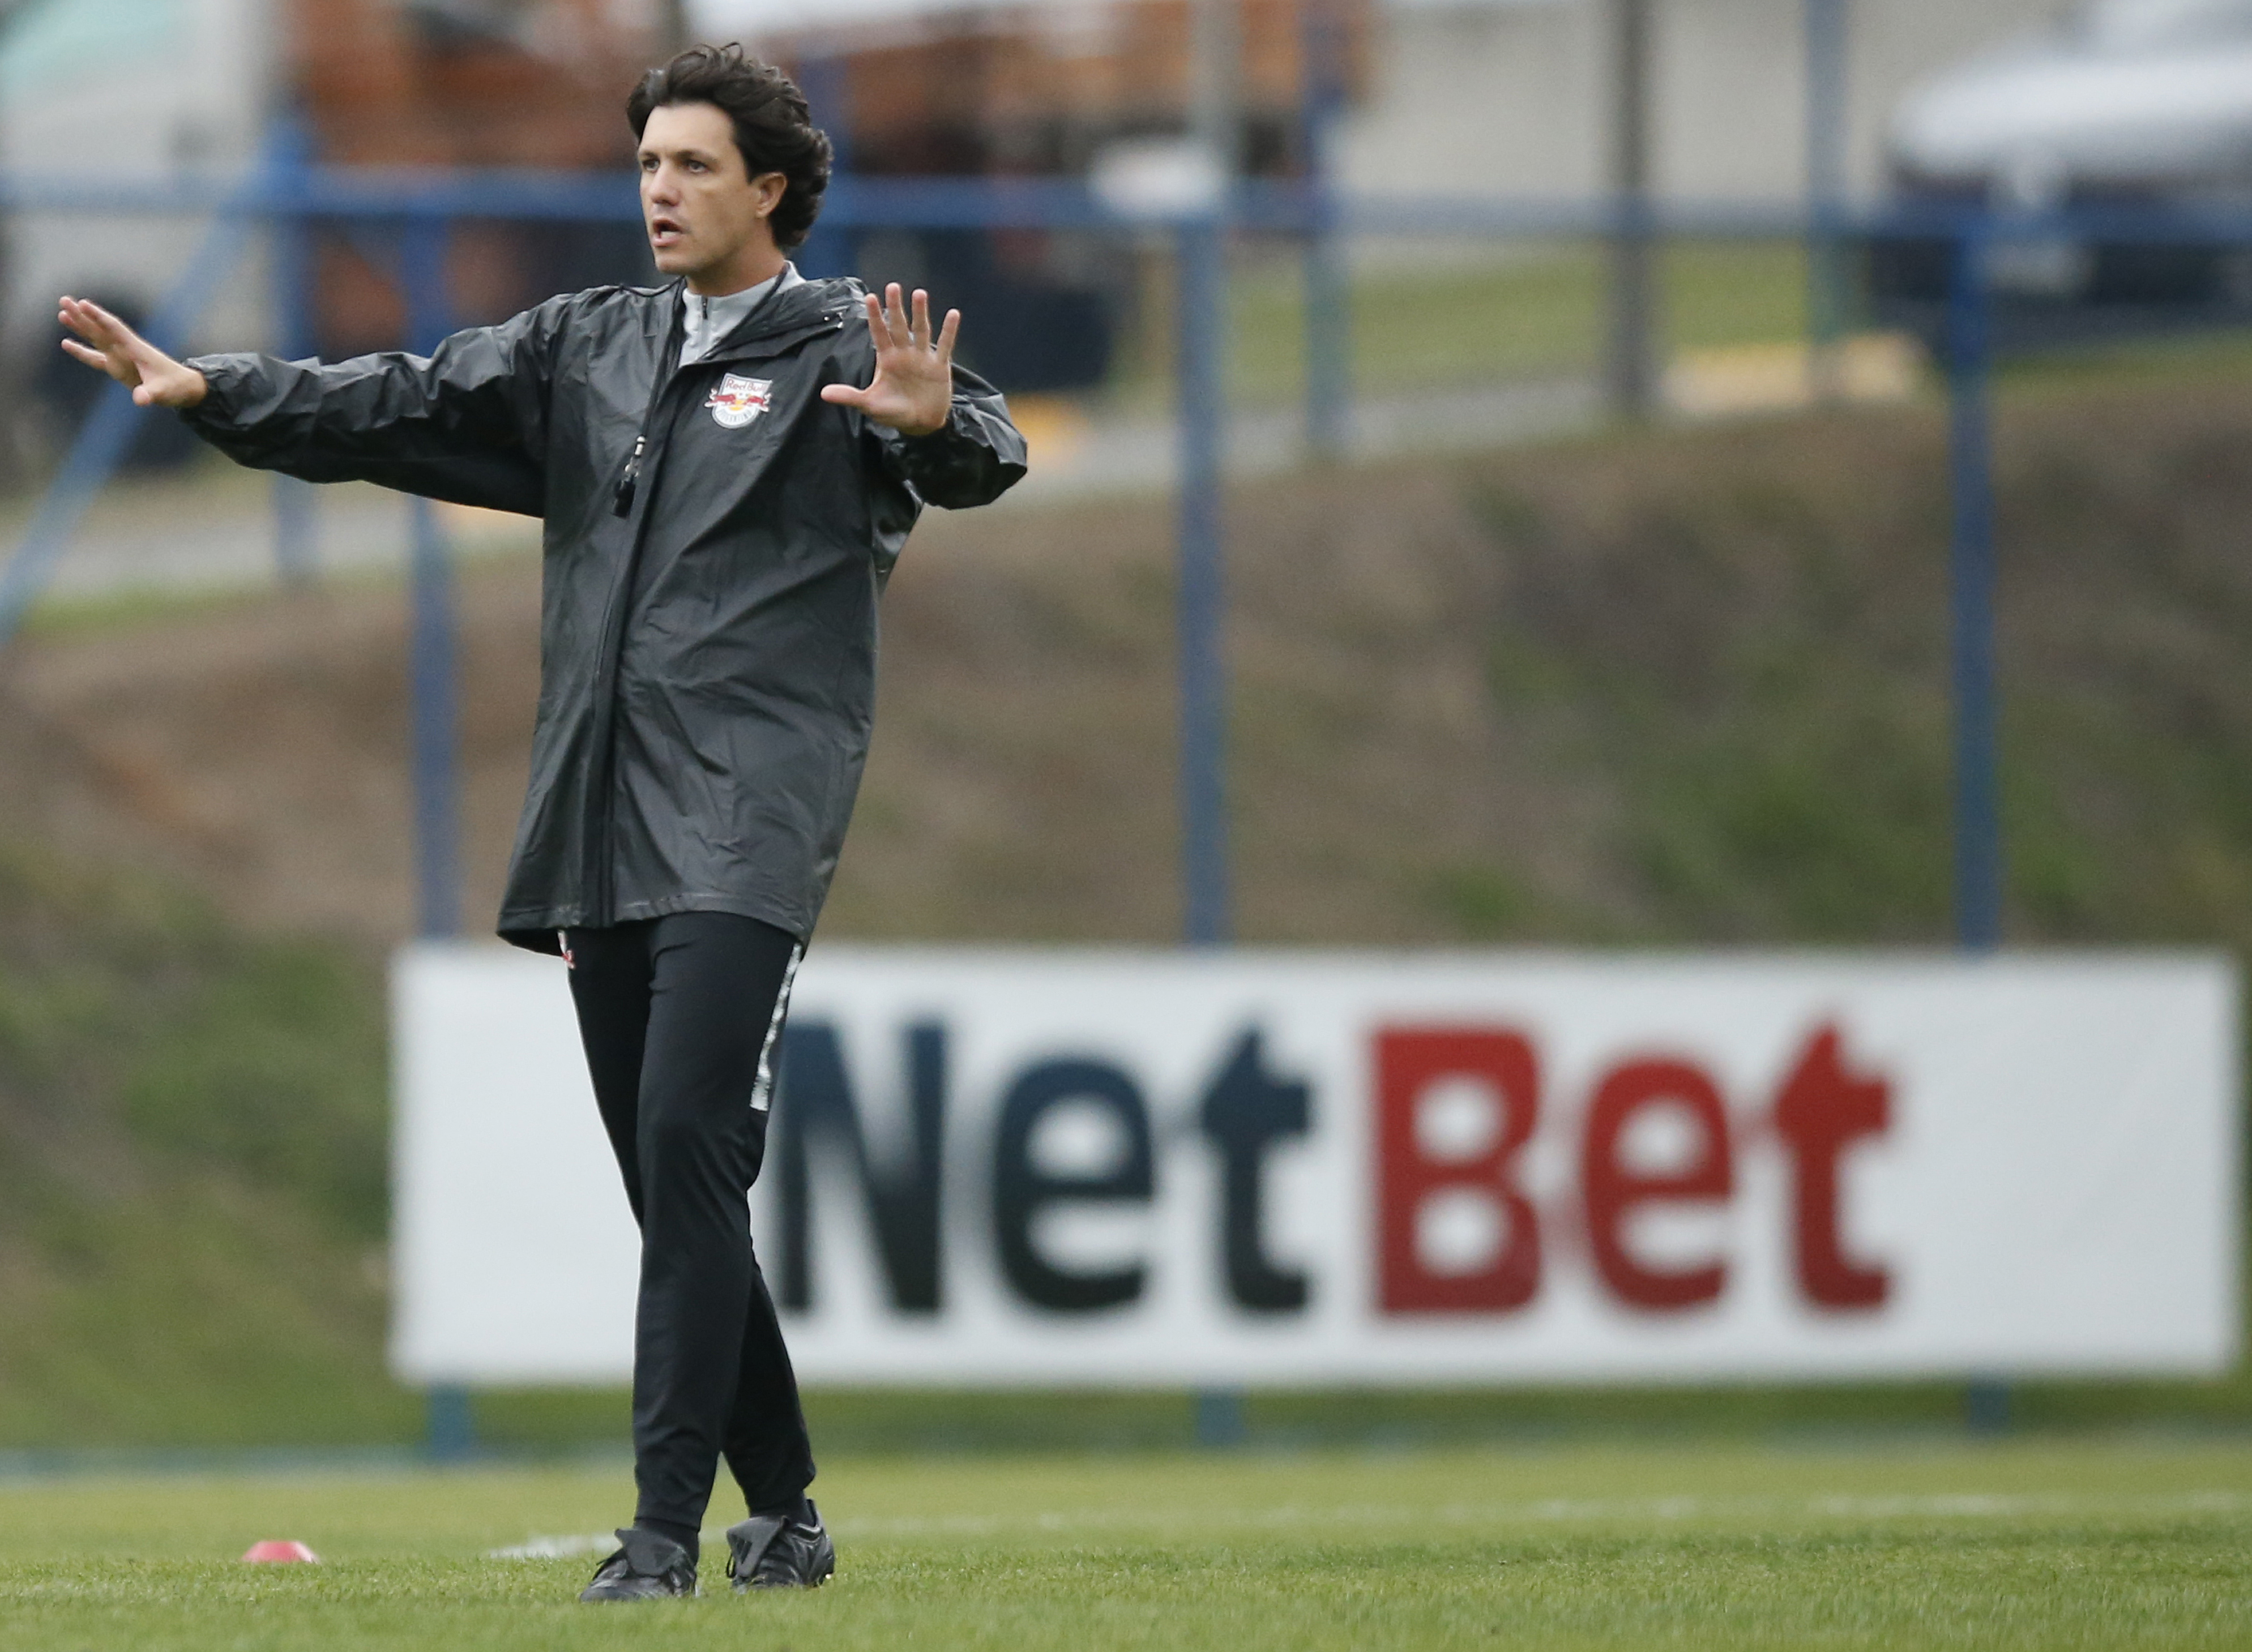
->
xmin=680 ymin=263 xmax=803 ymax=366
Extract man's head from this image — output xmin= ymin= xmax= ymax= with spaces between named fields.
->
xmin=627 ymin=45 xmax=832 ymax=288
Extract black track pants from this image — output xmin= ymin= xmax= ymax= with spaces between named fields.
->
xmin=564 ymin=911 xmax=816 ymax=1531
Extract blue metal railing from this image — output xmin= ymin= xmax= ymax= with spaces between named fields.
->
xmin=9 ymin=169 xmax=2252 ymax=952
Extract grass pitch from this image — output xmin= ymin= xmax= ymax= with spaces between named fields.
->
xmin=0 ymin=1438 xmax=2246 ymax=1650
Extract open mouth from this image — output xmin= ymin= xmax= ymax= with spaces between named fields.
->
xmin=648 ymin=215 xmax=686 ymax=248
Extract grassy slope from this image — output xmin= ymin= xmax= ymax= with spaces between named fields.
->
xmin=1453 ymin=348 xmax=2252 ymax=951
xmin=1 ymin=1441 xmax=2248 ymax=1649
xmin=832 ymin=345 xmax=2252 ymax=957
xmin=0 ymin=846 xmax=413 ymax=1445
xmin=8 ymin=351 xmax=2252 ymax=1446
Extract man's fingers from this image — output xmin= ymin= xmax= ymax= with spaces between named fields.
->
xmin=820 ymin=382 xmax=871 ymax=409
xmin=863 ymin=292 xmax=895 ymax=353
xmin=60 ymin=298 xmax=141 ymax=366
xmin=59 ymin=335 xmax=139 ymax=386
xmin=59 ymin=299 xmax=110 ymax=345
xmin=69 ymin=297 xmax=132 ymax=346
xmin=869 ymin=283 xmax=955 ymax=372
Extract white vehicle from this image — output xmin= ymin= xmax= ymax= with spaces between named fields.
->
xmin=1871 ymin=0 xmax=2252 ymax=311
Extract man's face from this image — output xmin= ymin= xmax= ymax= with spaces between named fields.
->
xmin=637 ymin=101 xmax=785 ymax=281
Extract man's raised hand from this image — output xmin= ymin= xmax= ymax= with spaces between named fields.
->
xmin=820 ymin=283 xmax=956 ymax=437
xmin=57 ymin=296 xmax=206 ymax=409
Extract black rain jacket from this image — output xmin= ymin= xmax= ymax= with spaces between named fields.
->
xmin=182 ymin=276 xmax=1026 ymax=951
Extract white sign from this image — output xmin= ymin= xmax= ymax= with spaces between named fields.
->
xmin=390 ymin=945 xmax=2240 ymax=1385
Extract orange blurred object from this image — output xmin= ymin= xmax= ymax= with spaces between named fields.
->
xmin=241 ymin=1540 xmax=322 ymax=1564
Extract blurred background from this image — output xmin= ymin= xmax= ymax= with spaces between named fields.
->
xmin=0 ymin=0 xmax=2250 ymax=1459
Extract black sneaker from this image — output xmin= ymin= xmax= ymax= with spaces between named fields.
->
xmin=578 ymin=1526 xmax=698 ymax=1601
xmin=724 ymin=1499 xmax=836 ymax=1591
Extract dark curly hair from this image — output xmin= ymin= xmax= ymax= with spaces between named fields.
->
xmin=626 ymin=44 xmax=832 ymax=251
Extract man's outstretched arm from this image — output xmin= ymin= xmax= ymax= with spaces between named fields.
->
xmin=57 ymin=293 xmax=555 ymax=517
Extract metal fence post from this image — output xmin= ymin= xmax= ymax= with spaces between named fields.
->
xmin=795 ymin=52 xmax=855 ymax=280
xmin=1945 ymin=223 xmax=2001 ymax=955
xmin=1299 ymin=0 xmax=1351 ymax=458
xmin=1177 ymin=211 xmax=1231 ymax=948
xmin=1605 ymin=0 xmax=1658 ymax=420
xmin=1194 ymin=1386 xmax=1248 ymax=1448
xmin=405 ymin=503 xmax=460 ymax=944
xmin=1804 ymin=0 xmax=1849 ymax=399
xmin=1946 ymin=218 xmax=2013 ymax=1435
xmin=426 ymin=1384 xmax=475 ymax=1462
xmin=399 ymin=213 xmax=471 ymax=1456
xmin=400 ymin=216 xmax=461 ymax=947
xmin=269 ymin=120 xmax=318 ymax=583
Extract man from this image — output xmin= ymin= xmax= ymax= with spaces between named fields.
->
xmin=60 ymin=44 xmax=1025 ymax=1600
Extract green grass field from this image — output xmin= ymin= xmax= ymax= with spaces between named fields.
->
xmin=2 ymin=1438 xmax=2249 ymax=1650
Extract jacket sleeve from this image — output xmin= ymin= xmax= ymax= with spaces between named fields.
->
xmin=178 ymin=297 xmax=565 ymax=518
xmin=868 ymin=362 xmax=1028 ymax=510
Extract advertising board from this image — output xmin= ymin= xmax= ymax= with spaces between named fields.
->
xmin=391 ymin=945 xmax=2238 ymax=1385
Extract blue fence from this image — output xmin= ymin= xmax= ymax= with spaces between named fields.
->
xmin=2 ymin=150 xmax=2250 ymax=977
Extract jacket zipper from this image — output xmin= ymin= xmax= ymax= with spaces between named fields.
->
xmin=589 ymin=294 xmax=687 ymax=919
xmin=588 ymin=296 xmax=848 ymax=921
xmin=611 ymin=326 xmax=675 ymax=517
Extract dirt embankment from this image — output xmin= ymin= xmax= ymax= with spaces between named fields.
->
xmin=6 ymin=370 xmax=2252 ymax=956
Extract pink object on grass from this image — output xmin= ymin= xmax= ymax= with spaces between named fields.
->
xmin=241 ymin=1540 xmax=321 ymax=1564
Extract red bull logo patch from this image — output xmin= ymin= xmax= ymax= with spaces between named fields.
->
xmin=706 ymin=373 xmax=773 ymax=429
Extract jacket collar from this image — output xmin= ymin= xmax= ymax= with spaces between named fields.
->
xmin=656 ymin=276 xmax=858 ymax=368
